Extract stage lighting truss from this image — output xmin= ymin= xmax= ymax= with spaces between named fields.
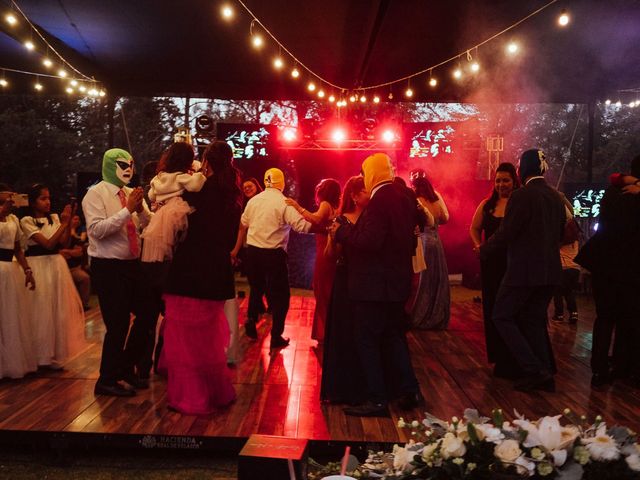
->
xmin=279 ymin=138 xmax=402 ymax=151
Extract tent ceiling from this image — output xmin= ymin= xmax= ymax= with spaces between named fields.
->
xmin=1 ymin=0 xmax=639 ymax=102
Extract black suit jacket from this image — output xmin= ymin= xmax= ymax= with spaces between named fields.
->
xmin=335 ymin=182 xmax=418 ymax=302
xmin=484 ymin=177 xmax=565 ymax=287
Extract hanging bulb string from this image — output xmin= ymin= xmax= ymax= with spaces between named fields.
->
xmin=0 ymin=65 xmax=96 ymax=83
xmin=235 ymin=0 xmax=558 ymax=91
xmin=10 ymin=0 xmax=94 ymax=81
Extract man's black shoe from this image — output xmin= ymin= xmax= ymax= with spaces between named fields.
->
xmin=344 ymin=401 xmax=390 ymax=417
xmin=515 ymin=372 xmax=554 ymax=392
xmin=94 ymin=382 xmax=136 ymax=397
xmin=270 ymin=336 xmax=290 ymax=349
xmin=591 ymin=372 xmax=610 ymax=388
xmin=245 ymin=321 xmax=258 ymax=339
xmin=121 ymin=373 xmax=149 ymax=390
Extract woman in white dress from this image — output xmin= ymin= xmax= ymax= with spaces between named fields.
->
xmin=0 ymin=186 xmax=37 ymax=378
xmin=20 ymin=184 xmax=86 ymax=368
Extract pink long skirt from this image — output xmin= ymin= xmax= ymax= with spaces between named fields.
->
xmin=163 ymin=294 xmax=236 ymax=415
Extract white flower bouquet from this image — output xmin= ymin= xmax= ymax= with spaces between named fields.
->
xmin=317 ymin=409 xmax=640 ymax=479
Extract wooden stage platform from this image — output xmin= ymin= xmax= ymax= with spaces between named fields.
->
xmin=0 ymin=286 xmax=638 ymax=453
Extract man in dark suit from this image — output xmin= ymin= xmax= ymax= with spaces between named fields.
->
xmin=482 ymin=149 xmax=566 ymax=392
xmin=576 ymin=155 xmax=640 ymax=387
xmin=331 ymin=153 xmax=422 ymax=417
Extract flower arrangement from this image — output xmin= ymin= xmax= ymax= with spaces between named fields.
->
xmin=310 ymin=409 xmax=640 ymax=480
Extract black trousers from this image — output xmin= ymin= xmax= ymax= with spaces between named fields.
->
xmin=553 ymin=268 xmax=580 ymax=315
xmin=90 ymin=257 xmax=153 ymax=385
xmin=492 ymin=284 xmax=556 ymax=376
xmin=246 ymin=246 xmax=289 ymax=341
xmin=138 ymin=261 xmax=170 ymax=378
xmin=352 ymin=301 xmax=419 ymax=405
xmin=591 ymin=273 xmax=640 ymax=376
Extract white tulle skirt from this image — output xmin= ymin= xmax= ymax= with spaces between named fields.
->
xmin=24 ymin=254 xmax=86 ymax=366
xmin=0 ymin=261 xmax=38 ymax=379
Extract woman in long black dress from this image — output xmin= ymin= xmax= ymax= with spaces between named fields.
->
xmin=320 ymin=176 xmax=369 ymax=404
xmin=469 ymin=162 xmax=520 ymax=378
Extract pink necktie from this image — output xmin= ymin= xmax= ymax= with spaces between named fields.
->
xmin=117 ymin=189 xmax=140 ymax=258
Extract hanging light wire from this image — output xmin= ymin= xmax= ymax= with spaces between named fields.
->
xmin=235 ymin=0 xmax=559 ymax=91
xmin=10 ymin=0 xmax=95 ymax=82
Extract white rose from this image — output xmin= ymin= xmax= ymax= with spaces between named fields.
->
xmin=626 ymin=454 xmax=640 ymax=472
xmin=441 ymin=432 xmax=466 ymax=459
xmin=494 ymin=439 xmax=522 ymax=463
xmin=392 ymin=445 xmax=415 ymax=472
xmin=476 ymin=424 xmax=504 ymax=444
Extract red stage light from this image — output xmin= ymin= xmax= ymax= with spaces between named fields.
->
xmin=382 ymin=129 xmax=396 ymax=143
xmin=332 ymin=128 xmax=346 ymax=143
xmin=283 ymin=128 xmax=297 ymax=142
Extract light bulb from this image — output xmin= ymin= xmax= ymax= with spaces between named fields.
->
xmin=24 ymin=41 xmax=35 ymax=51
xmin=291 ymin=68 xmax=300 ymax=78
xmin=221 ymin=5 xmax=233 ymax=19
xmin=307 ymin=82 xmax=316 ymax=92
xmin=405 ymin=88 xmax=413 ymax=98
xmin=252 ymin=35 xmax=263 ymax=48
xmin=42 ymin=58 xmax=53 ymax=68
xmin=318 ymin=90 xmax=325 ymax=98
xmin=273 ymin=57 xmax=284 ymax=69
xmin=58 ymin=69 xmax=67 ymax=78
xmin=88 ymin=88 xmax=98 ymax=96
xmin=429 ymin=77 xmax=437 ymax=87
xmin=604 ymin=99 xmax=611 ymax=105
xmin=34 ymin=82 xmax=43 ymax=91
xmin=328 ymin=95 xmax=335 ymax=102
xmin=70 ymin=80 xmax=78 ymax=87
xmin=471 ymin=62 xmax=480 ymax=73
xmin=66 ymin=87 xmax=74 ymax=94
xmin=0 ymin=79 xmax=8 ymax=87
xmin=79 ymin=85 xmax=86 ymax=93
xmin=373 ymin=96 xmax=380 ymax=103
xmin=388 ymin=92 xmax=393 ymax=100
xmin=360 ymin=95 xmax=367 ymax=103
xmin=99 ymin=90 xmax=106 ymax=97
xmin=5 ymin=13 xmax=17 ymax=25
xmin=349 ymin=95 xmax=356 ymax=102
xmin=615 ymin=100 xmax=622 ymax=107
xmin=453 ymin=68 xmax=462 ymax=79
xmin=507 ymin=42 xmax=519 ymax=54
xmin=558 ymin=10 xmax=570 ymax=27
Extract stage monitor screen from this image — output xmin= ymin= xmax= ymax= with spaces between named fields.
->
xmin=217 ymin=123 xmax=274 ymax=161
xmin=407 ymin=123 xmax=456 ymax=159
xmin=569 ymin=186 xmax=605 ymax=218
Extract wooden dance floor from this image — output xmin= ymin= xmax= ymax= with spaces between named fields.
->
xmin=1 ymin=285 xmax=639 ymax=449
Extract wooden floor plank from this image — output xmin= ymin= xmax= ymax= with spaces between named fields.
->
xmin=1 ymin=285 xmax=639 ymax=443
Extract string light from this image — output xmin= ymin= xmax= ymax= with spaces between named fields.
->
xmin=65 ymin=86 xmax=73 ymax=94
xmin=221 ymin=5 xmax=234 ymax=20
xmin=251 ymin=34 xmax=264 ymax=48
xmin=307 ymin=82 xmax=316 ymax=92
xmin=78 ymin=85 xmax=86 ymax=93
xmin=99 ymin=89 xmax=106 ymax=97
xmin=405 ymin=87 xmax=413 ymax=98
xmin=273 ymin=57 xmax=284 ymax=69
xmin=230 ymin=0 xmax=561 ymax=99
xmin=317 ymin=90 xmax=325 ymax=98
xmin=605 ymin=99 xmax=611 ymax=105
xmin=42 ymin=58 xmax=52 ymax=68
xmin=360 ymin=94 xmax=367 ymax=103
xmin=5 ymin=13 xmax=17 ymax=25
xmin=58 ymin=69 xmax=67 ymax=78
xmin=373 ymin=95 xmax=380 ymax=103
xmin=70 ymin=79 xmax=78 ymax=87
xmin=0 ymin=78 xmax=8 ymax=88
xmin=34 ymin=80 xmax=43 ymax=91
xmin=24 ymin=40 xmax=35 ymax=51
xmin=615 ymin=100 xmax=622 ymax=107
xmin=558 ymin=9 xmax=570 ymax=27
xmin=328 ymin=95 xmax=335 ymax=102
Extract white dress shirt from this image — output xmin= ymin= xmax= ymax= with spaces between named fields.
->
xmin=241 ymin=188 xmax=311 ymax=250
xmin=82 ymin=181 xmax=151 ymax=260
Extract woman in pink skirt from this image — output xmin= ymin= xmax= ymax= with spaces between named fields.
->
xmin=162 ymin=141 xmax=242 ymax=414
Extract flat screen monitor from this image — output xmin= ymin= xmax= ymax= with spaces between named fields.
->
xmin=568 ymin=186 xmax=605 ymax=218
xmin=217 ymin=123 xmax=274 ymax=161
xmin=406 ymin=123 xmax=456 ymax=159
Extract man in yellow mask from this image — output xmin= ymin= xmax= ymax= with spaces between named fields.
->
xmin=332 ymin=153 xmax=424 ymax=416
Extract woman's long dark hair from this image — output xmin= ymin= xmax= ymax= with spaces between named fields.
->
xmin=203 ymin=141 xmax=243 ymax=209
xmin=157 ymin=142 xmax=195 ymax=174
xmin=411 ymin=175 xmax=438 ymax=203
xmin=315 ymin=178 xmax=341 ymax=210
xmin=340 ymin=176 xmax=365 ymax=215
xmin=28 ymin=183 xmax=53 ymax=225
xmin=483 ymin=162 xmax=520 ymax=216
